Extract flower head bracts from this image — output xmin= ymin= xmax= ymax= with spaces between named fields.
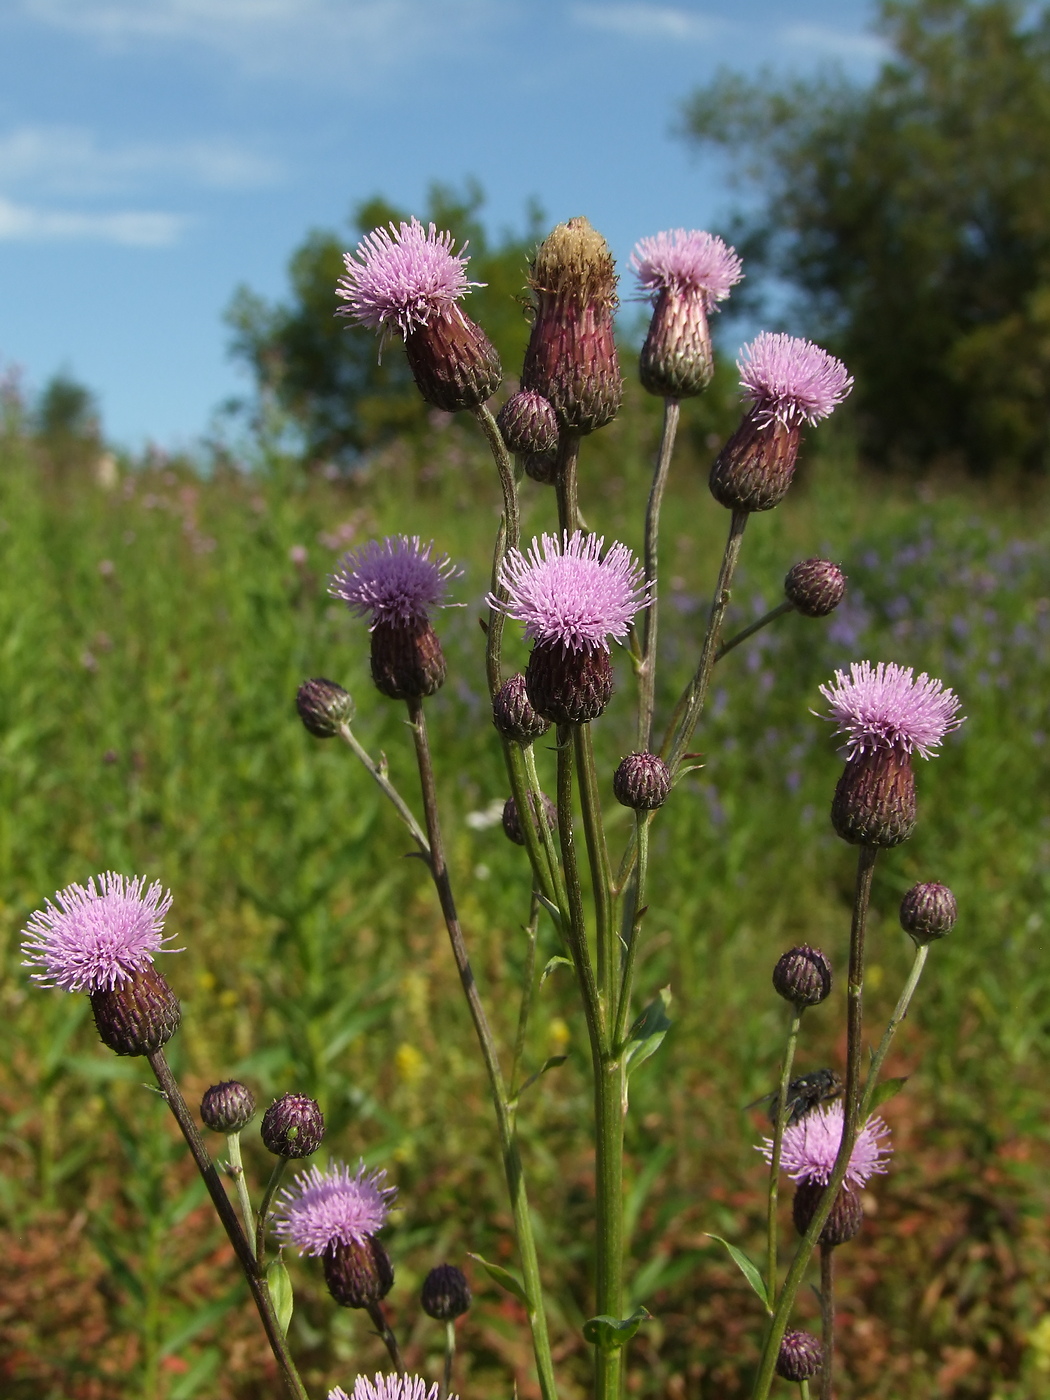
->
xmin=329 ymin=1378 xmax=448 ymax=1400
xmin=21 ymin=873 xmax=176 ymax=993
xmin=491 ymin=530 xmax=650 ymax=653
xmin=274 ymin=1160 xmax=395 ymax=1256
xmin=819 ymin=661 xmax=964 ymax=760
xmin=759 ymin=1101 xmax=892 ymax=1187
xmin=337 ymin=219 xmax=482 ymax=339
xmin=330 ymin=536 xmax=460 ymax=629
xmin=631 ymin=229 xmax=743 ymax=309
xmin=739 ymin=332 xmax=853 ymax=427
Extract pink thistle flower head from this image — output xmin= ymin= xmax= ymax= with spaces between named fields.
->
xmin=759 ymin=1101 xmax=892 ymax=1187
xmin=329 ymin=1378 xmax=450 ymax=1400
xmin=631 ymin=229 xmax=743 ymax=309
xmin=329 ymin=535 xmax=460 ymax=630
xmin=819 ymin=661 xmax=964 ymax=761
xmin=337 ymin=219 xmax=482 ymax=339
xmin=739 ymin=331 xmax=853 ymax=427
xmin=274 ymin=1160 xmax=396 ymax=1257
xmin=490 ymin=530 xmax=651 ymax=654
xmin=21 ymin=872 xmax=176 ymax=993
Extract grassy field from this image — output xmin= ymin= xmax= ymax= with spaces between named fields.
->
xmin=2 ymin=396 xmax=1049 ymax=1400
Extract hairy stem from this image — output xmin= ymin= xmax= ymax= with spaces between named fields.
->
xmin=716 ymin=601 xmax=795 ymax=662
xmin=858 ymin=942 xmax=930 ymax=1123
xmin=225 ymin=1131 xmax=256 ymax=1249
xmin=555 ymin=430 xmax=582 ymax=536
xmin=637 ymin=398 xmax=680 ymax=750
xmin=766 ymin=1009 xmax=804 ymax=1309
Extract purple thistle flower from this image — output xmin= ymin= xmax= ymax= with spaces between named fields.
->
xmin=21 ymin=873 xmax=176 ymax=993
xmin=819 ymin=660 xmax=964 ymax=760
xmin=490 ymin=530 xmax=650 ymax=653
xmin=273 ymin=1160 xmax=395 ymax=1257
xmin=759 ymin=1101 xmax=892 ymax=1187
xmin=329 ymin=1378 xmax=447 ymax=1400
xmin=739 ymin=331 xmax=853 ymax=427
xmin=631 ymin=229 xmax=743 ymax=309
xmin=329 ymin=535 xmax=460 ymax=629
xmin=337 ymin=220 xmax=481 ymax=340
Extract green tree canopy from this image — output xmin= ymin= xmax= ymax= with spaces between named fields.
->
xmin=226 ymin=181 xmax=543 ymax=465
xmin=683 ymin=0 xmax=1050 ymax=474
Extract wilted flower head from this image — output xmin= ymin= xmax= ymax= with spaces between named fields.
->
xmin=739 ymin=332 xmax=853 ymax=427
xmin=491 ymin=530 xmax=650 ymax=654
xmin=631 ymin=229 xmax=742 ymax=309
xmin=330 ymin=536 xmax=459 ymax=629
xmin=274 ymin=1160 xmax=395 ymax=1256
xmin=22 ymin=873 xmax=175 ymax=993
xmin=760 ymin=1101 xmax=892 ymax=1187
xmin=329 ymin=1377 xmax=448 ymax=1400
xmin=337 ymin=220 xmax=480 ymax=339
xmin=819 ymin=661 xmax=964 ymax=761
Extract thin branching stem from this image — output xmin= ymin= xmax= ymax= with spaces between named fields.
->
xmin=716 ymin=601 xmax=795 ymax=662
xmin=766 ymin=1009 xmax=804 ymax=1310
xmin=819 ymin=1245 xmax=835 ymax=1400
xmin=637 ymin=398 xmax=680 ymax=750
xmin=367 ymin=1301 xmax=406 ymax=1375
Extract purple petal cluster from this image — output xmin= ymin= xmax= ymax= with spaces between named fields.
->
xmin=274 ymin=1160 xmax=395 ymax=1256
xmin=491 ymin=530 xmax=650 ymax=653
xmin=330 ymin=535 xmax=460 ymax=628
xmin=329 ymin=1377 xmax=446 ymax=1400
xmin=739 ymin=331 xmax=853 ymax=426
xmin=759 ymin=1101 xmax=892 ymax=1187
xmin=631 ymin=229 xmax=743 ymax=308
xmin=21 ymin=873 xmax=175 ymax=993
xmin=819 ymin=660 xmax=964 ymax=760
xmin=337 ymin=220 xmax=481 ymax=338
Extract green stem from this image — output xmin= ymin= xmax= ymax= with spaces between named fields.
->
xmin=555 ymin=430 xmax=582 ymax=536
xmin=367 ymin=1300 xmax=406 ymax=1375
xmin=522 ymin=741 xmax=570 ymax=925
xmin=819 ymin=1244 xmax=835 ymax=1400
xmin=766 ymin=1009 xmax=804 ymax=1310
xmin=858 ymin=942 xmax=930 ymax=1123
xmin=145 ymin=1050 xmax=309 ymax=1400
xmin=510 ymin=891 xmax=542 ymax=1095
xmin=337 ymin=722 xmax=430 ymax=855
xmin=637 ymin=398 xmax=680 ymax=751
xmin=473 ymin=402 xmax=520 ymax=695
xmin=226 ymin=1131 xmax=256 ymax=1249
xmin=800 ymin=1383 xmax=811 ymax=1400
xmin=444 ymin=1319 xmax=456 ymax=1399
xmin=716 ymin=601 xmax=795 ymax=662
xmin=406 ymin=697 xmax=559 ymax=1400
xmin=256 ymin=1158 xmax=288 ymax=1269
xmin=595 ymin=1052 xmax=626 ymax=1400
xmin=554 ymin=724 xmax=605 ymax=1051
xmin=614 ymin=813 xmax=650 ymax=1050
xmin=573 ymin=724 xmax=615 ymax=1015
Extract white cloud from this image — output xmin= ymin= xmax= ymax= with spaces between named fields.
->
xmin=777 ymin=24 xmax=889 ymax=62
xmin=571 ymin=3 xmax=724 ymax=42
xmin=0 ymin=196 xmax=185 ymax=245
xmin=0 ymin=126 xmax=280 ymax=197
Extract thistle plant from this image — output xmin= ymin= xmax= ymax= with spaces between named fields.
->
xmin=18 ymin=210 xmax=967 ymax=1400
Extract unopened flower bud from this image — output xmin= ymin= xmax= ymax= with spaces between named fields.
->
xmin=201 ymin=1080 xmax=256 ymax=1133
xmin=523 ymin=449 xmax=559 ymax=484
xmin=421 ymin=1263 xmax=472 ymax=1321
xmin=776 ymin=1330 xmax=824 ymax=1382
xmin=502 ymin=791 xmax=557 ymax=846
xmin=900 ymin=881 xmax=957 ymax=945
xmin=613 ymin=752 xmax=671 ymax=810
xmin=793 ymin=1179 xmax=864 ymax=1246
xmin=497 ymin=390 xmax=558 ymax=455
xmin=323 ymin=1234 xmax=394 ymax=1308
xmin=784 ymin=559 xmax=846 ymax=618
xmin=831 ymin=749 xmax=917 ymax=848
xmin=772 ymin=945 xmax=832 ymax=1008
xmin=296 ymin=678 xmax=354 ymax=737
xmin=370 ymin=619 xmax=446 ymax=700
xmin=526 ymin=640 xmax=614 ymax=725
xmin=492 ymin=674 xmax=551 ymax=744
xmin=403 ymin=311 xmax=502 ymax=414
xmin=261 ymin=1092 xmax=325 ymax=1158
xmin=90 ymin=963 xmax=181 ymax=1057
xmin=710 ymin=412 xmax=801 ymax=513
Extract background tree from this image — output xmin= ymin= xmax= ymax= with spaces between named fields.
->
xmin=226 ymin=181 xmax=544 ymax=467
xmin=683 ymin=0 xmax=1050 ymax=474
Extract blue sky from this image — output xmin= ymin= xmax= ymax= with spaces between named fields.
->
xmin=0 ymin=0 xmax=883 ymax=449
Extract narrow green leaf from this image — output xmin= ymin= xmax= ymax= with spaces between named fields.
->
xmin=624 ymin=987 xmax=672 ymax=1075
xmin=869 ymin=1075 xmax=909 ymax=1111
xmin=267 ymin=1258 xmax=294 ymax=1335
xmin=582 ymin=1306 xmax=651 ymax=1350
xmin=467 ymin=1252 xmax=530 ymax=1307
xmin=705 ymin=1234 xmax=770 ymax=1308
xmin=541 ymin=955 xmax=573 ymax=984
xmin=515 ymin=1055 xmax=567 ymax=1098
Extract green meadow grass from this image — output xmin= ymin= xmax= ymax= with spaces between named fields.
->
xmin=2 ymin=407 xmax=1049 ymax=1399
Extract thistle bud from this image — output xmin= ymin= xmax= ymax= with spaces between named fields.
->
xmin=323 ymin=1234 xmax=394 ymax=1308
xmin=421 ymin=1263 xmax=472 ymax=1321
xmin=710 ymin=413 xmax=801 ymax=514
xmin=639 ymin=290 xmax=714 ymax=399
xmin=525 ymin=640 xmax=614 ymax=725
xmin=492 ymin=674 xmax=551 ymax=744
xmin=784 ymin=559 xmax=846 ymax=618
xmin=523 ymin=450 xmax=559 ymax=484
xmin=296 ymin=678 xmax=354 ymax=737
xmin=831 ymin=749 xmax=917 ymax=848
xmin=201 ymin=1080 xmax=256 ymax=1133
xmin=369 ymin=619 xmax=446 ymax=700
xmin=497 ymin=390 xmax=558 ymax=455
xmin=793 ymin=1179 xmax=864 ymax=1246
xmin=403 ymin=311 xmax=502 ymax=414
xmin=776 ymin=1330 xmax=824 ymax=1383
xmin=900 ymin=881 xmax=957 ymax=945
xmin=522 ymin=217 xmax=623 ymax=434
xmin=261 ymin=1092 xmax=325 ymax=1159
xmin=772 ymin=945 xmax=832 ymax=1009
xmin=613 ymin=752 xmax=672 ymax=810
xmin=90 ymin=962 xmax=181 ymax=1057
xmin=502 ymin=791 xmax=558 ymax=846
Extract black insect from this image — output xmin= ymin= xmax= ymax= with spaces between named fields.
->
xmin=747 ymin=1068 xmax=844 ymax=1128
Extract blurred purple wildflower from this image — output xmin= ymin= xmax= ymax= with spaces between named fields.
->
xmin=329 ymin=1378 xmax=446 ymax=1400
xmin=21 ymin=873 xmax=175 ymax=993
xmin=819 ymin=660 xmax=964 ymax=760
xmin=337 ymin=219 xmax=481 ymax=339
xmin=739 ymin=332 xmax=853 ymax=427
xmin=274 ymin=1160 xmax=395 ymax=1257
xmin=630 ymin=229 xmax=742 ymax=308
xmin=759 ymin=1101 xmax=892 ymax=1187
xmin=330 ymin=535 xmax=459 ymax=629
xmin=491 ymin=530 xmax=650 ymax=653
